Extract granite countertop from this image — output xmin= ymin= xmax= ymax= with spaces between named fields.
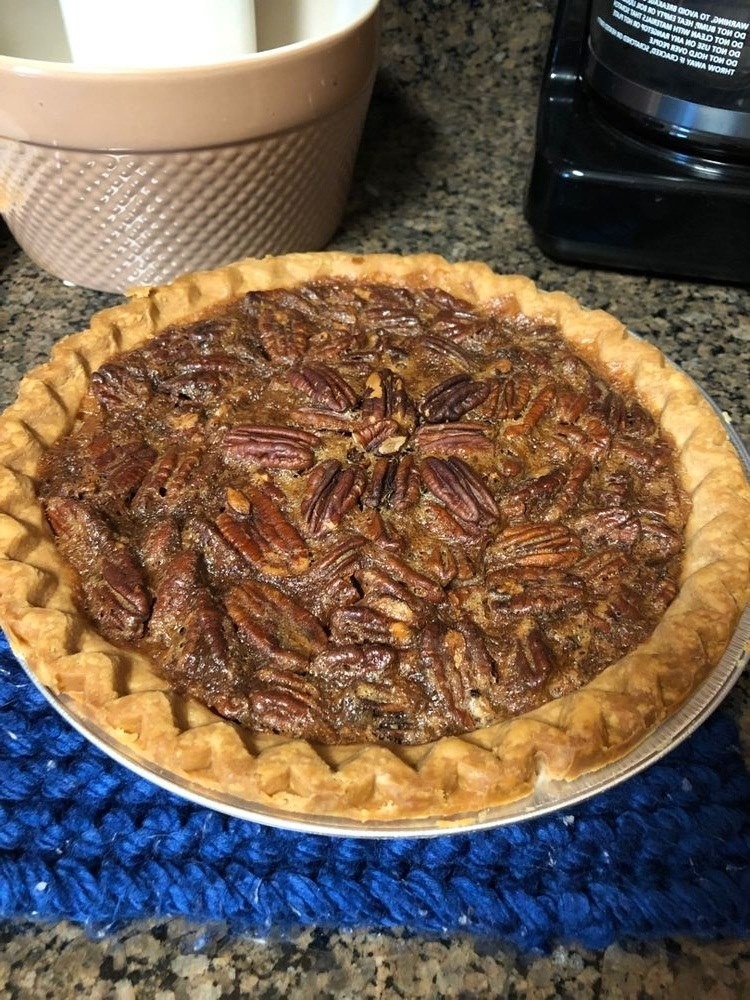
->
xmin=1 ymin=1 xmax=749 ymax=995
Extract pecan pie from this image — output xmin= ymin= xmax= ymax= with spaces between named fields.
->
xmin=0 ymin=253 xmax=748 ymax=824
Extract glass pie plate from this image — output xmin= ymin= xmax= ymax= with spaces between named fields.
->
xmin=9 ymin=382 xmax=750 ymax=838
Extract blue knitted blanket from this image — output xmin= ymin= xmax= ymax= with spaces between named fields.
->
xmin=1 ymin=631 xmax=749 ymax=949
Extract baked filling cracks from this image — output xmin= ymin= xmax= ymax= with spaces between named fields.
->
xmin=37 ymin=279 xmax=689 ymax=746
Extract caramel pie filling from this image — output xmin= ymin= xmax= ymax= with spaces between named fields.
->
xmin=38 ymin=281 xmax=689 ymax=745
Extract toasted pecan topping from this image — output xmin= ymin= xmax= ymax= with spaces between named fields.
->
xmin=38 ymin=279 xmax=689 ymax=745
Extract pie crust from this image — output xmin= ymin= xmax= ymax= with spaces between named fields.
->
xmin=0 ymin=252 xmax=748 ymax=825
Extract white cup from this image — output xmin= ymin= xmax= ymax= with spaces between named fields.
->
xmin=59 ymin=0 xmax=257 ymax=68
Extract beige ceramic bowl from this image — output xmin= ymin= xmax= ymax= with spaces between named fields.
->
xmin=0 ymin=1 xmax=380 ymax=292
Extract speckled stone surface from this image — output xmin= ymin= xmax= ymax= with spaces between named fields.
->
xmin=1 ymin=1 xmax=749 ymax=996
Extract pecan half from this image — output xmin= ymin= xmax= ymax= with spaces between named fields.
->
xmin=554 ymin=415 xmax=611 ymax=460
xmin=366 ymin=546 xmax=446 ymax=604
xmin=91 ymin=547 xmax=151 ymax=642
xmin=555 ymin=388 xmax=589 ymax=425
xmin=131 ymin=446 xmax=200 ymax=511
xmin=486 ymin=567 xmax=585 ymax=615
xmin=421 ymin=541 xmax=459 ymax=586
xmin=308 ymin=642 xmax=399 ymax=684
xmin=177 ymin=354 xmax=242 ymax=377
xmin=418 ymin=624 xmax=495 ymax=732
xmin=353 ymin=417 xmax=408 ymax=455
xmin=421 ymin=456 xmax=499 ymax=527
xmin=149 ymin=550 xmax=202 ymax=638
xmin=297 ymin=534 xmax=365 ymax=618
xmin=150 ymin=557 xmax=243 ymax=724
xmin=247 ymin=675 xmax=335 ymax=742
xmin=219 ymin=485 xmax=309 ymax=574
xmin=100 ymin=548 xmax=151 ymax=620
xmin=420 ymin=335 xmax=474 ymax=369
xmin=511 ymin=626 xmax=554 ymax=691
xmin=591 ymin=386 xmax=626 ymax=432
xmin=390 ymin=455 xmax=421 ymax=509
xmin=226 ymin=578 xmax=327 ymax=659
xmin=611 ymin=437 xmax=672 ymax=472
xmin=419 ymin=374 xmax=493 ymax=423
xmin=90 ymin=363 xmax=152 ymax=411
xmin=329 ymin=604 xmax=416 ymax=648
xmin=216 ymin=511 xmax=264 ymax=569
xmin=301 ymin=459 xmax=365 ymax=535
xmin=423 ymin=500 xmax=488 ymax=545
xmin=362 ymin=455 xmax=420 ymax=510
xmin=575 ymin=549 xmax=629 ymax=592
xmin=182 ymin=516 xmax=247 ymax=580
xmin=222 ymin=425 xmax=319 ymax=471
xmin=44 ymin=495 xmax=110 ymax=550
xmin=309 ymin=644 xmax=427 ymax=739
xmin=637 ymin=511 xmax=683 ymax=562
xmin=414 ymin=423 xmax=494 ymax=456
xmin=499 ymin=468 xmax=566 ymax=521
xmin=542 ymin=456 xmax=593 ymax=521
xmin=362 ymin=457 xmax=398 ymax=509
xmin=157 ymin=353 xmax=243 ymax=401
xmin=487 ymin=523 xmax=582 ymax=569
xmin=253 ymin=308 xmax=309 ymax=362
xmin=573 ymin=508 xmax=641 ymax=549
xmin=45 ymin=496 xmax=150 ymax=642
xmin=360 ymin=369 xmax=417 ymax=437
xmin=288 ymin=363 xmax=359 ymax=412
xmin=503 ymin=384 xmax=556 ymax=437
xmin=140 ymin=517 xmax=181 ymax=581
xmin=494 ymin=375 xmax=533 ymax=419
xmin=94 ymin=439 xmax=157 ymax=502
xmin=360 ymin=298 xmax=422 ymax=331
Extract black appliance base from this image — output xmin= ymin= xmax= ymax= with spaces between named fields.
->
xmin=524 ymin=0 xmax=750 ymax=285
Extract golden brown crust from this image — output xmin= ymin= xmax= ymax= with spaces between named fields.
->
xmin=1 ymin=251 xmax=749 ymax=825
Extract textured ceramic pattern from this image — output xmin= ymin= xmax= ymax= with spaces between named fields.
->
xmin=0 ymin=95 xmax=369 ymax=293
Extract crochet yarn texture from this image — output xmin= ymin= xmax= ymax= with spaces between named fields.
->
xmin=1 ymin=632 xmax=749 ymax=949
